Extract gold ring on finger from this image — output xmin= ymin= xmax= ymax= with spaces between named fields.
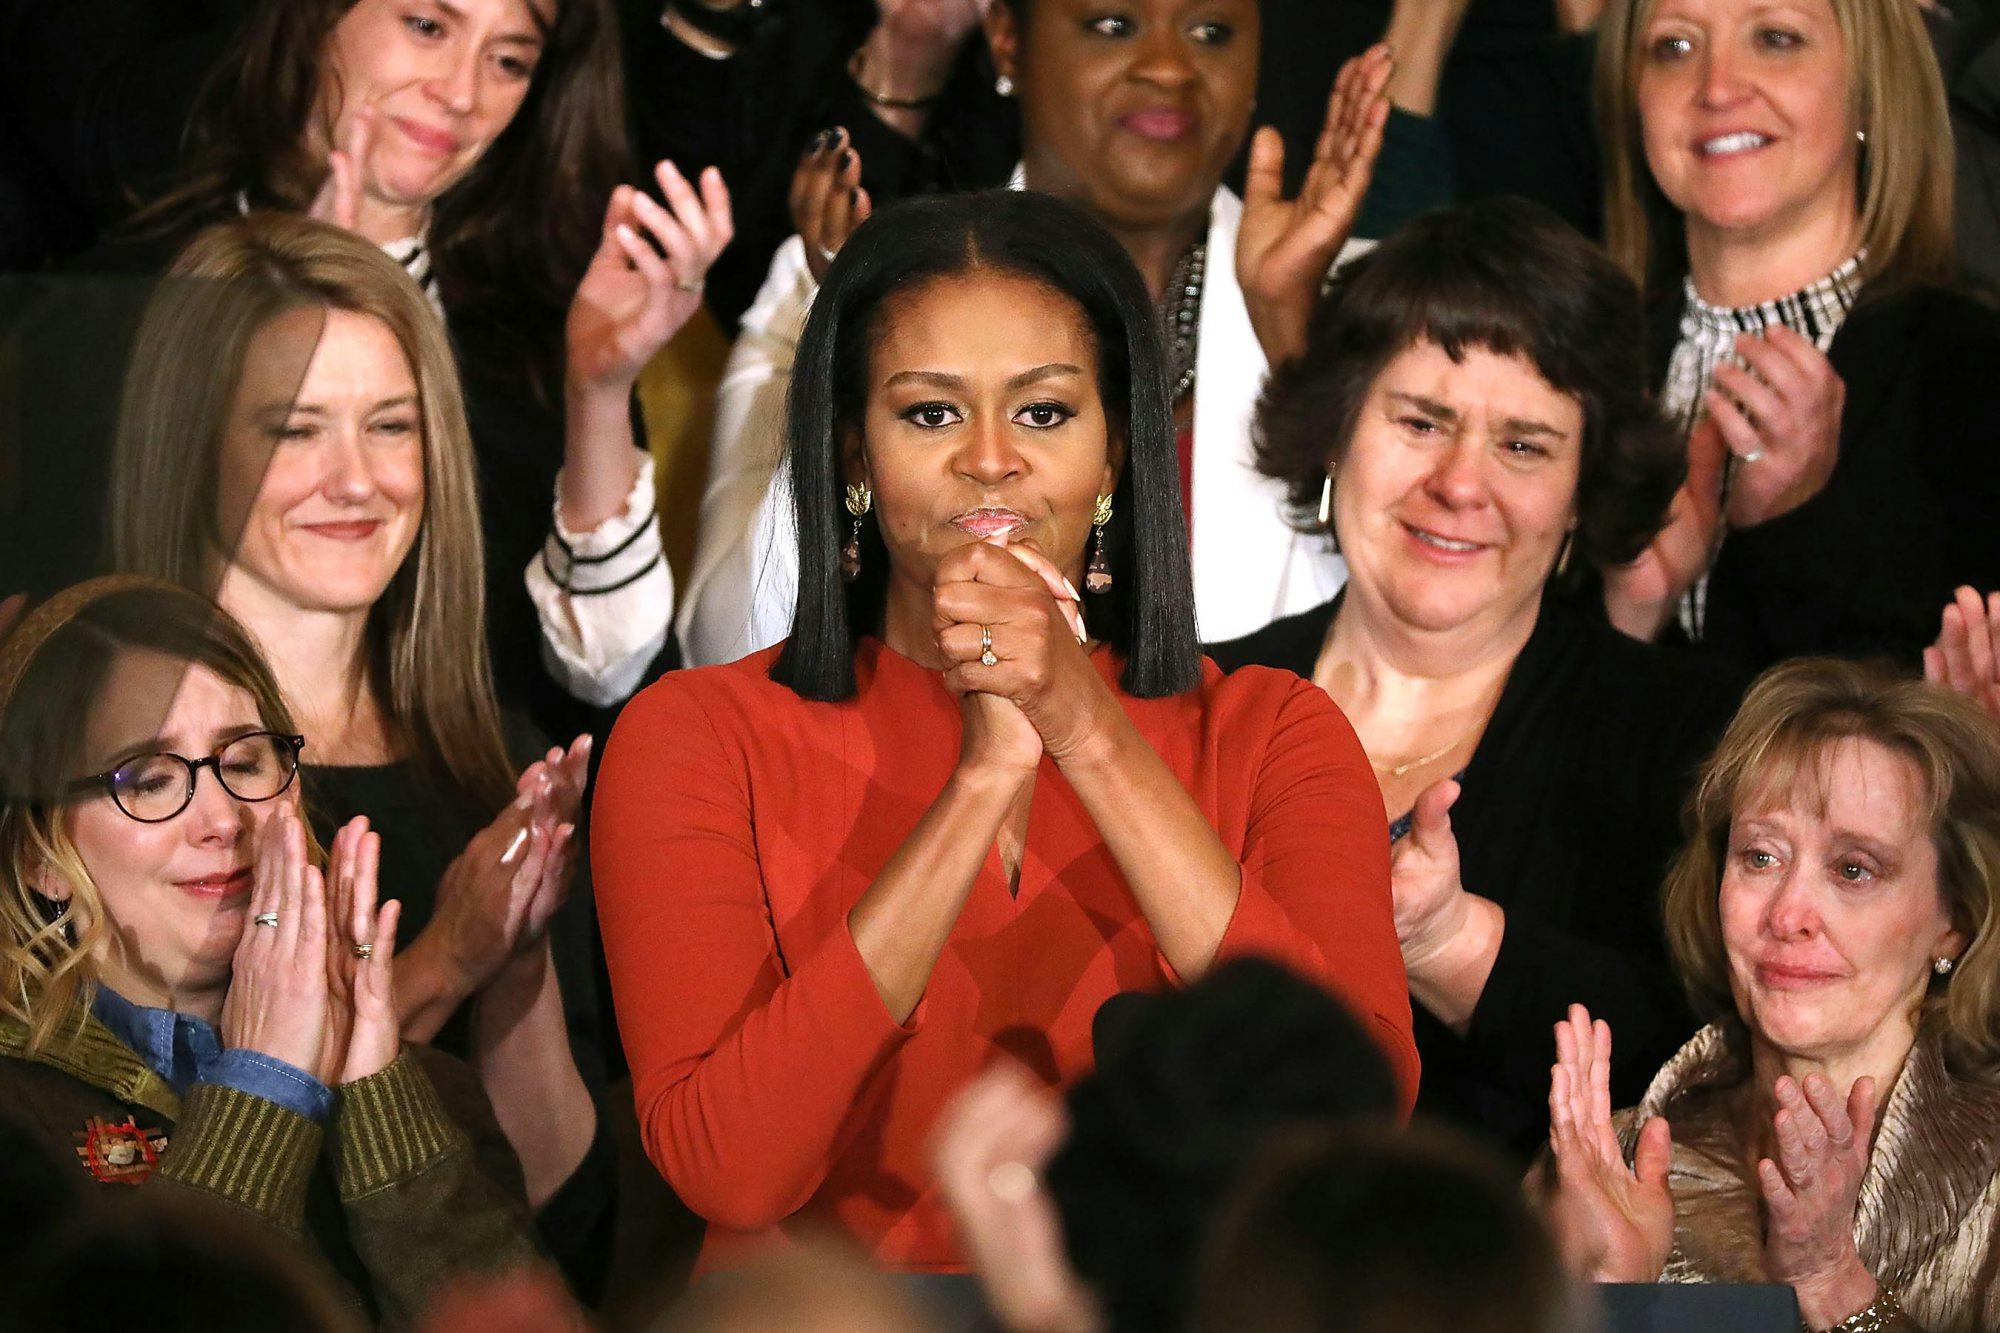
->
xmin=352 ymin=942 xmax=374 ymax=960
xmin=979 ymin=624 xmax=997 ymax=667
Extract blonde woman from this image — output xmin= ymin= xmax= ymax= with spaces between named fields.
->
xmin=0 ymin=577 xmax=543 ymax=1324
xmin=1596 ymin=0 xmax=2000 ymax=673
xmin=105 ymin=214 xmax=613 ymax=1294
xmin=1547 ymin=658 xmax=2000 ymax=1331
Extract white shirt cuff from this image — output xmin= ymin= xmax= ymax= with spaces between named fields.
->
xmin=526 ymin=453 xmax=674 ymax=706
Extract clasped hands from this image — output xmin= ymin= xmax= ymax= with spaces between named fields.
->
xmin=220 ymin=807 xmax=401 ymax=1087
xmin=1546 ymin=1006 xmax=1883 ymax=1325
xmin=933 ymin=535 xmax=1115 ymax=778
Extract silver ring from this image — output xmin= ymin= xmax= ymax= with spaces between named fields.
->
xmin=253 ymin=912 xmax=280 ymax=928
xmin=979 ymin=624 xmax=997 ymax=668
xmin=1739 ymin=448 xmax=1765 ymax=463
xmin=987 ymin=1161 xmax=1036 ymax=1201
xmin=351 ymin=942 xmax=374 ymax=960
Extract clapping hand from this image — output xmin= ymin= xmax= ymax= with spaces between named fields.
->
xmin=1759 ymin=1073 xmax=1883 ymax=1326
xmin=792 ymin=129 xmax=872 ymax=283
xmin=222 ymin=807 xmax=331 ymax=1076
xmin=1237 ymin=44 xmax=1392 ymax=366
xmin=324 ymin=816 xmax=404 ymax=1084
xmin=1545 ymin=1005 xmax=1675 ymax=1284
xmin=566 ymin=161 xmax=733 ymax=397
xmin=1924 ymin=586 xmax=2000 ymax=722
xmin=1604 ymin=414 xmax=1727 ymax=641
xmin=1390 ymin=780 xmax=1472 ymax=971
xmin=929 ymin=1061 xmax=1100 ymax=1333
xmin=1708 ymin=327 xmax=1845 ymax=528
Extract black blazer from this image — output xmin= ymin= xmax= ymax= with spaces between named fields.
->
xmin=1208 ymin=591 xmax=1741 ymax=1160
xmin=1652 ymin=283 xmax=2000 ymax=677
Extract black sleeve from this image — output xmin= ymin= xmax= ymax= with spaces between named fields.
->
xmin=1458 ymin=644 xmax=1739 ymax=1114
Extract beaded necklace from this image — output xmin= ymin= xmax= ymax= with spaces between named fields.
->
xmin=1158 ymin=239 xmax=1207 ymax=405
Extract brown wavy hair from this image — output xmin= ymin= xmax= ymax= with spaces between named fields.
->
xmin=132 ymin=0 xmax=628 ymax=355
xmin=1662 ymin=658 xmax=2000 ymax=1084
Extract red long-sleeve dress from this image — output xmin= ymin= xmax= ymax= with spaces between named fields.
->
xmin=591 ymin=639 xmax=1416 ymax=1269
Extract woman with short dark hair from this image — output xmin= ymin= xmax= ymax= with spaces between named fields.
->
xmin=592 ymin=190 xmax=1416 ymax=1269
xmin=1210 ymin=198 xmax=1739 ymax=1161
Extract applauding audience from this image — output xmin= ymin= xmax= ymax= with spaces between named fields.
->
xmin=1596 ymin=0 xmax=2000 ymax=670
xmin=102 ymin=215 xmax=615 ymax=1296
xmin=679 ymin=0 xmax=1398 ymax=662
xmin=1546 ymin=658 xmax=2000 ymax=1331
xmin=0 ymin=578 xmax=543 ymax=1325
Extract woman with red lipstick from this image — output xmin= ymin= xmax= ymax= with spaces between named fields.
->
xmin=1546 ymin=658 xmax=2000 ymax=1332
xmin=592 ymin=191 xmax=1416 ymax=1270
xmin=1209 ymin=199 xmax=1740 ymax=1163
xmin=0 ymin=577 xmax=546 ymax=1323
xmin=103 ymin=214 xmax=617 ymax=1298
xmin=1595 ymin=0 xmax=2000 ymax=674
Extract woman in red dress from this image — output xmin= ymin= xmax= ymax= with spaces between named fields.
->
xmin=591 ymin=190 xmax=1415 ymax=1270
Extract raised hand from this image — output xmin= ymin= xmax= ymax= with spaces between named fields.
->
xmin=420 ymin=785 xmax=569 ymax=999
xmin=1236 ymin=44 xmax=1393 ymax=366
xmin=1546 ymin=1005 xmax=1675 ymax=1283
xmin=326 ymin=816 xmax=404 ymax=1084
xmin=309 ymin=104 xmax=376 ymax=233
xmin=1924 ymin=586 xmax=2000 ymax=722
xmin=934 ymin=536 xmax=1110 ymax=772
xmin=565 ymin=161 xmax=733 ymax=396
xmin=928 ymin=1061 xmax=1100 ymax=1333
xmin=221 ymin=807 xmax=330 ymax=1075
xmin=1604 ymin=414 xmax=1726 ymax=641
xmin=1759 ymin=1074 xmax=1882 ymax=1326
xmin=1709 ymin=326 xmax=1844 ymax=528
xmin=792 ymin=129 xmax=873 ymax=283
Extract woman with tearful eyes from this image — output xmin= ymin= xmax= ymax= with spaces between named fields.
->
xmin=591 ymin=191 xmax=1416 ymax=1269
xmin=1596 ymin=0 xmax=2000 ymax=673
xmin=104 ymin=215 xmax=616 ymax=1299
xmin=1209 ymin=200 xmax=1741 ymax=1163
xmin=1546 ymin=658 xmax=2000 ymax=1332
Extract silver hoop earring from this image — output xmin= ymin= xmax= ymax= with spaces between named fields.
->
xmin=995 ymin=74 xmax=1015 ymax=98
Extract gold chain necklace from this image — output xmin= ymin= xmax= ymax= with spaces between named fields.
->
xmin=1372 ymin=729 xmax=1473 ymax=780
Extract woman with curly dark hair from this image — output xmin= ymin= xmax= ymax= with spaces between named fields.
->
xmin=1210 ymin=198 xmax=1741 ymax=1161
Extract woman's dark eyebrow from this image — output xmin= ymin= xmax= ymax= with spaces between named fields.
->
xmin=882 ymin=364 xmax=1085 ymax=392
xmin=1005 ymin=363 xmax=1085 ymax=391
xmin=98 ymin=723 xmax=265 ymax=769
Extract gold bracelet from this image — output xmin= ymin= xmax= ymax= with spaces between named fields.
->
xmin=1808 ymin=1286 xmax=1904 ymax=1333
xmin=846 ymin=46 xmax=943 ymax=110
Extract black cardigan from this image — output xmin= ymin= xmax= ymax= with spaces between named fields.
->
xmin=1207 ymin=591 xmax=1741 ymax=1160
xmin=1651 ymin=282 xmax=2000 ymax=677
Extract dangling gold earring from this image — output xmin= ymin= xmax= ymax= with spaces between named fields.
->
xmin=1554 ymin=531 xmax=1575 ymax=579
xmin=1084 ymin=493 xmax=1114 ymax=593
xmin=842 ymin=483 xmax=872 ymax=581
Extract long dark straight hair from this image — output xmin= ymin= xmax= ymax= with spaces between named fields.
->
xmin=133 ymin=0 xmax=628 ymax=349
xmin=772 ymin=190 xmax=1201 ymax=703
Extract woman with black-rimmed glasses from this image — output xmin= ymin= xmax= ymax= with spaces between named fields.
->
xmin=0 ymin=577 xmax=546 ymax=1324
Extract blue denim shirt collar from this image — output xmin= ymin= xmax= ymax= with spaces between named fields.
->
xmin=90 ymin=984 xmax=332 ymax=1123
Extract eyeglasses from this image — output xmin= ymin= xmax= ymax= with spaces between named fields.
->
xmin=66 ymin=732 xmax=306 ymax=824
